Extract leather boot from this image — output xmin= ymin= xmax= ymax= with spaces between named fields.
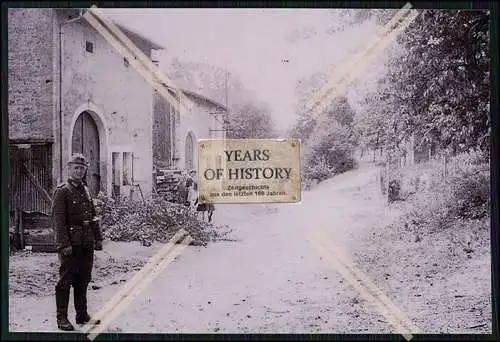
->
xmin=76 ymin=312 xmax=101 ymax=325
xmin=56 ymin=285 xmax=75 ymax=331
xmin=74 ymin=283 xmax=101 ymax=325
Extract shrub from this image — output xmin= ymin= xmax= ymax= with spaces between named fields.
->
xmin=303 ymin=156 xmax=336 ymax=183
xmin=310 ymin=131 xmax=357 ymax=173
xmin=383 ymin=159 xmax=444 ymax=200
xmin=302 ymin=126 xmax=357 ymax=186
xmin=447 ymin=165 xmax=490 ymax=220
xmin=94 ymin=193 xmax=234 ymax=247
xmin=398 ymin=151 xmax=490 ymax=235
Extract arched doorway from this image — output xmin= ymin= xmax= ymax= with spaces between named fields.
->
xmin=71 ymin=111 xmax=101 ymax=196
xmin=185 ymin=132 xmax=195 ymax=170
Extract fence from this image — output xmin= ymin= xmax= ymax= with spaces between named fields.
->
xmin=8 ymin=141 xmax=56 ymax=252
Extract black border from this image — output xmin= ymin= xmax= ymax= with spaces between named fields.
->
xmin=1 ymin=1 xmax=498 ymax=341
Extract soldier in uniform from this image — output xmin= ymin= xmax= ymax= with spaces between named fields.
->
xmin=52 ymin=153 xmax=104 ymax=331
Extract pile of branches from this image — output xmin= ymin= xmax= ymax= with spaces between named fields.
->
xmin=94 ymin=194 xmax=234 ymax=247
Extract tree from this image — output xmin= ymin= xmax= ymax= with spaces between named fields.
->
xmin=291 ymin=69 xmax=358 ymax=141
xmin=227 ymin=101 xmax=276 ymax=139
xmin=363 ymin=10 xmax=491 ymax=157
xmin=290 ymin=71 xmax=359 ymax=180
xmin=353 ymin=72 xmax=404 ymax=160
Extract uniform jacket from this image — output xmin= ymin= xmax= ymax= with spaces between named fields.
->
xmin=52 ymin=179 xmax=103 ymax=250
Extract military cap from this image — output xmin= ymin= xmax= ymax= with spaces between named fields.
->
xmin=68 ymin=153 xmax=90 ymax=166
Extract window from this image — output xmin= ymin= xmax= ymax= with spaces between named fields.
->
xmin=112 ymin=152 xmax=120 ymax=199
xmin=86 ymin=41 xmax=93 ymax=53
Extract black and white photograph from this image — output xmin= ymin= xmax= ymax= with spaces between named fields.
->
xmin=6 ymin=5 xmax=493 ymax=336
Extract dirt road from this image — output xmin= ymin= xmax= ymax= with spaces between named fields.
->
xmin=103 ymin=162 xmax=396 ymax=334
xmin=9 ymin=162 xmax=491 ymax=334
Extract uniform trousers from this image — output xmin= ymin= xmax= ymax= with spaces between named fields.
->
xmin=55 ymin=245 xmax=94 ymax=320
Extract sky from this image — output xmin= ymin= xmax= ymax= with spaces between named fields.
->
xmin=102 ymin=8 xmax=386 ymax=132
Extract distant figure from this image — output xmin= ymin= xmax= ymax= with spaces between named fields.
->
xmin=185 ymin=169 xmax=198 ymax=208
xmin=185 ymin=169 xmax=215 ymax=223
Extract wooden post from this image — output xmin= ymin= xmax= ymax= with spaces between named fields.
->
xmin=19 ymin=209 xmax=25 ymax=250
xmin=13 ymin=207 xmax=20 ymax=250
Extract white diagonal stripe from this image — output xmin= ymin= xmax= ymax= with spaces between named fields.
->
xmin=307 ymin=229 xmax=421 ymax=340
xmin=86 ymin=235 xmax=193 ymax=340
xmin=310 ymin=9 xmax=420 ymax=118
xmin=312 ymin=229 xmax=422 ymax=333
xmin=87 ymin=6 xmax=194 ymax=112
xmin=79 ymin=229 xmax=188 ymax=334
xmin=310 ymin=237 xmax=414 ymax=340
xmin=304 ymin=3 xmax=413 ymax=112
xmin=82 ymin=9 xmax=193 ymax=115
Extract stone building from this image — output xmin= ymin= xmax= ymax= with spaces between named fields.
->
xmin=8 ymin=8 xmax=229 ymax=219
xmin=8 ymin=8 xmax=164 ymax=215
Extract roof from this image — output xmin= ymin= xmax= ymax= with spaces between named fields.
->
xmin=59 ymin=9 xmax=164 ymax=50
xmin=116 ymin=23 xmax=165 ymax=50
xmin=179 ymin=88 xmax=228 ymax=112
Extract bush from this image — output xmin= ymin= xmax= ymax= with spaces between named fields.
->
xmin=447 ymin=165 xmax=489 ymax=221
xmin=303 ymin=156 xmax=336 ymax=184
xmin=398 ymin=151 xmax=490 ymax=234
xmin=94 ymin=193 xmax=234 ymax=247
xmin=302 ymin=126 xmax=357 ymax=186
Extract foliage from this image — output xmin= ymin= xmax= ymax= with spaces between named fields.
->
xmin=336 ymin=8 xmax=405 ymax=28
xmin=398 ymin=152 xmax=490 ymax=235
xmin=355 ymin=10 xmax=490 ymax=157
xmin=289 ymin=114 xmax=316 ymax=142
xmin=308 ymin=124 xmax=357 ymax=172
xmin=290 ymin=70 xmax=359 ymax=185
xmin=166 ymin=58 xmax=277 ymax=140
xmin=302 ymin=155 xmax=336 ymax=183
xmin=94 ymin=193 xmax=234 ymax=247
xmin=353 ymin=78 xmax=394 ymax=153
xmin=227 ymin=101 xmax=276 ymax=139
xmin=289 ymin=69 xmax=359 ymax=187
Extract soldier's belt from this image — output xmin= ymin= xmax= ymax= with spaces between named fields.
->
xmin=69 ymin=220 xmax=91 ymax=228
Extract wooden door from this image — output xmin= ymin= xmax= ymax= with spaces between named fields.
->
xmin=72 ymin=111 xmax=100 ymax=196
